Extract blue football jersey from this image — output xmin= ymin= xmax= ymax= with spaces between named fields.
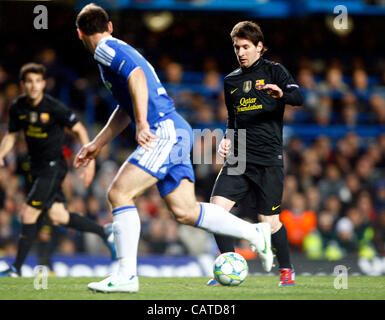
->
xmin=94 ymin=35 xmax=175 ymax=125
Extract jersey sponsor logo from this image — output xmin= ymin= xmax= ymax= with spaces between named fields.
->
xmin=29 ymin=111 xmax=38 ymax=123
xmin=255 ymin=79 xmax=265 ymax=90
xmin=31 ymin=200 xmax=42 ymax=206
xmin=237 ymin=104 xmax=263 ymax=112
xmin=230 ymin=88 xmax=238 ymax=94
xmin=237 ymin=97 xmax=263 ymax=112
xmin=272 ymin=204 xmax=281 ymax=211
xmin=26 ymin=125 xmax=47 ymax=138
xmin=243 ymin=80 xmax=252 ymax=93
xmin=40 ymin=112 xmax=50 ymax=123
xmin=18 ymin=114 xmax=27 ymax=120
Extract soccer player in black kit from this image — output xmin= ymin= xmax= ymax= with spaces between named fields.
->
xmin=207 ymin=21 xmax=303 ymax=286
xmin=0 ymin=63 xmax=115 ymax=277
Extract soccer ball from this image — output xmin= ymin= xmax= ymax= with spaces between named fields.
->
xmin=213 ymin=252 xmax=248 ymax=286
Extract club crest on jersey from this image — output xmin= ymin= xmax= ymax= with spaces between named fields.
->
xmin=243 ymin=80 xmax=252 ymax=93
xmin=255 ymin=79 xmax=265 ymax=90
xmin=29 ymin=111 xmax=38 ymax=123
xmin=40 ymin=113 xmax=50 ymax=123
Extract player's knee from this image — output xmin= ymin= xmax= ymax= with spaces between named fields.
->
xmin=259 ymin=215 xmax=282 ymax=234
xmin=48 ymin=210 xmax=67 ymax=226
xmin=47 ymin=204 xmax=70 ymax=226
xmin=107 ymin=184 xmax=130 ymax=207
xmin=268 ymin=218 xmax=282 ymax=234
xmin=21 ymin=205 xmax=41 ymax=224
xmin=171 ymin=203 xmax=200 ymax=226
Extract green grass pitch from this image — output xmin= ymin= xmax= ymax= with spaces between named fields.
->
xmin=0 ymin=276 xmax=384 ymax=300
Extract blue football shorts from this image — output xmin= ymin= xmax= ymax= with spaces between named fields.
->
xmin=127 ymin=111 xmax=195 ymax=197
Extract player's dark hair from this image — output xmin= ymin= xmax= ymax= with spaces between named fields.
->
xmin=19 ymin=63 xmax=46 ymax=81
xmin=76 ymin=3 xmax=109 ymax=36
xmin=230 ymin=21 xmax=267 ymax=55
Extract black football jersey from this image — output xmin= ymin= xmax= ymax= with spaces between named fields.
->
xmin=8 ymin=94 xmax=78 ymax=169
xmin=224 ymin=58 xmax=303 ymax=166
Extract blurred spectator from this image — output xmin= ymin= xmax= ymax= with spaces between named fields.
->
xmin=0 ymin=210 xmax=17 ymax=249
xmin=373 ymin=209 xmax=385 ymax=257
xmin=318 ymin=66 xmax=349 ymax=98
xmin=165 ymin=61 xmax=183 ymax=84
xmin=374 ymin=180 xmax=385 ymax=212
xmin=312 ymin=135 xmax=332 ymax=165
xmin=335 ymin=216 xmax=356 ymax=255
xmin=351 ymin=68 xmax=370 ymax=103
xmin=0 ymin=238 xmax=17 ymax=257
xmin=335 ymin=207 xmax=376 ymax=259
xmin=318 ymin=163 xmax=345 ymax=203
xmin=144 ymin=217 xmax=168 ymax=255
xmin=322 ymin=194 xmax=343 ymax=219
xmin=282 ymin=174 xmax=299 ymax=208
xmin=297 ymin=67 xmax=317 ymax=91
xmin=163 ymin=219 xmax=189 ymax=256
xmin=356 ymin=190 xmax=377 ymax=222
xmin=285 ymin=136 xmax=304 ymax=173
xmin=57 ymin=236 xmax=77 ymax=256
xmin=216 ymin=92 xmax=228 ymax=123
xmin=86 ymin=195 xmax=110 ymax=225
xmin=313 ymin=95 xmax=332 ymax=126
xmin=280 ymin=192 xmax=317 ymax=250
xmin=202 ymin=70 xmax=222 ymax=93
xmin=298 ymin=149 xmax=322 ymax=190
xmin=303 ymin=210 xmax=338 ymax=260
xmin=355 ymin=155 xmax=378 ymax=191
xmin=369 ymin=93 xmax=385 ymax=125
xmin=341 ymin=102 xmax=358 ymax=126
xmin=334 ymin=135 xmax=360 ymax=174
xmin=364 ymin=142 xmax=383 ymax=167
xmin=305 ymin=185 xmax=322 ymax=213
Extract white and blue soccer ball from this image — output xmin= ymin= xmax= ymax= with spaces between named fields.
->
xmin=213 ymin=252 xmax=248 ymax=286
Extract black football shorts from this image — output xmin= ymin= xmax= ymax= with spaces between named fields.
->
xmin=25 ymin=160 xmax=67 ymax=211
xmin=211 ymin=163 xmax=284 ymax=215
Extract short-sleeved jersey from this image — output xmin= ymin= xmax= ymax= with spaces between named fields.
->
xmin=224 ymin=58 xmax=303 ymax=167
xmin=94 ymin=36 xmax=175 ymax=125
xmin=8 ymin=94 xmax=78 ymax=169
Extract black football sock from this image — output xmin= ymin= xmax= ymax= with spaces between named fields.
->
xmin=214 ymin=234 xmax=236 ymax=254
xmin=13 ymin=223 xmax=38 ymax=273
xmin=271 ymin=224 xmax=292 ymax=269
xmin=37 ymin=224 xmax=54 ymax=270
xmin=66 ymin=212 xmax=105 ymax=239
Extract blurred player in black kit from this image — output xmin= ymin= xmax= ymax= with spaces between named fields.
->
xmin=0 ymin=63 xmax=116 ymax=277
xmin=208 ymin=21 xmax=303 ymax=286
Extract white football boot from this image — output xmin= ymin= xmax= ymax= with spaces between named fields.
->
xmin=250 ymin=222 xmax=274 ymax=272
xmin=88 ymin=274 xmax=139 ymax=293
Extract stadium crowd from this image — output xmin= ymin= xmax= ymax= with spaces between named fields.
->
xmin=0 ymin=11 xmax=384 ymax=262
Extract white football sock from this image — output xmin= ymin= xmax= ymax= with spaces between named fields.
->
xmin=196 ymin=202 xmax=263 ymax=249
xmin=112 ymin=206 xmax=140 ymax=277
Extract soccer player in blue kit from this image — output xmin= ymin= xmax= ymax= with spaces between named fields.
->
xmin=75 ymin=3 xmax=273 ymax=293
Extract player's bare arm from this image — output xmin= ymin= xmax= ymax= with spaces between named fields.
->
xmin=0 ymin=131 xmax=18 ymax=166
xmin=74 ymin=107 xmax=130 ymax=168
xmin=218 ymin=138 xmax=231 ymax=158
xmin=128 ymin=67 xmax=157 ymax=151
xmin=71 ymin=121 xmax=95 ymax=187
